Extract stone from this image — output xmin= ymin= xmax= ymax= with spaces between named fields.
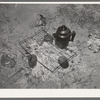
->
xmin=1 ymin=53 xmax=16 ymax=68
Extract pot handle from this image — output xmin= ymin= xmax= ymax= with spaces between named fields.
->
xmin=70 ymin=31 xmax=76 ymax=42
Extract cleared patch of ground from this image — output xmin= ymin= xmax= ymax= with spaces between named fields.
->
xmin=0 ymin=4 xmax=100 ymax=89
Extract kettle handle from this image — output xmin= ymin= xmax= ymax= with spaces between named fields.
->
xmin=70 ymin=31 xmax=76 ymax=42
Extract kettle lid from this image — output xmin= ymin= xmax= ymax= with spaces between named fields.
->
xmin=56 ymin=25 xmax=71 ymax=35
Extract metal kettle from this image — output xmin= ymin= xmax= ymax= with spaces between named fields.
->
xmin=53 ymin=25 xmax=76 ymax=49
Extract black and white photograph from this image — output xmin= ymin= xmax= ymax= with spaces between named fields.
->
xmin=0 ymin=3 xmax=100 ymax=89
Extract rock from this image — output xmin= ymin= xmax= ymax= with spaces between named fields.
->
xmin=58 ymin=56 xmax=69 ymax=69
xmin=27 ymin=54 xmax=37 ymax=68
xmin=36 ymin=14 xmax=46 ymax=27
xmin=88 ymin=43 xmax=100 ymax=53
xmin=87 ymin=34 xmax=100 ymax=53
xmin=1 ymin=53 xmax=16 ymax=68
xmin=44 ymin=34 xmax=53 ymax=44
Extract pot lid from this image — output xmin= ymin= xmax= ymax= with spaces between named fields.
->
xmin=56 ymin=25 xmax=71 ymax=35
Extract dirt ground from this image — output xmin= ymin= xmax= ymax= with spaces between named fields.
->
xmin=0 ymin=4 xmax=100 ymax=89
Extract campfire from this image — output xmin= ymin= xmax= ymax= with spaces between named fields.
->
xmin=20 ymin=27 xmax=77 ymax=73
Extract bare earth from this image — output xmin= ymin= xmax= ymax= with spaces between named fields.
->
xmin=0 ymin=4 xmax=100 ymax=89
